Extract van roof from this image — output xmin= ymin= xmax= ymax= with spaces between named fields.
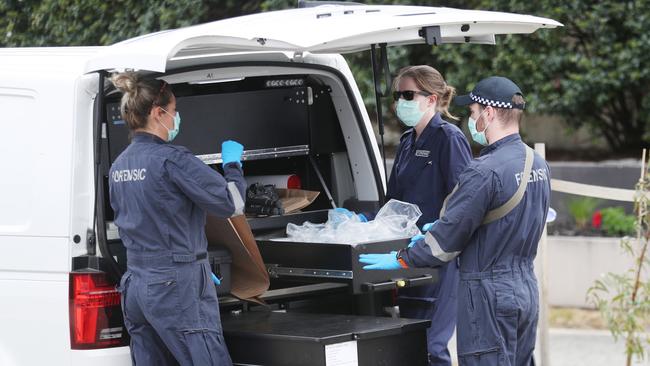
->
xmin=0 ymin=47 xmax=104 ymax=74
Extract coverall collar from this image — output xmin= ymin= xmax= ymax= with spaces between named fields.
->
xmin=132 ymin=131 xmax=166 ymax=144
xmin=480 ymin=133 xmax=521 ymax=156
xmin=412 ymin=112 xmax=443 ymax=149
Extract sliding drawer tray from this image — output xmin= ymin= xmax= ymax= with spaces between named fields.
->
xmin=257 ymin=237 xmax=437 ymax=294
xmin=223 ymin=311 xmax=429 ymax=366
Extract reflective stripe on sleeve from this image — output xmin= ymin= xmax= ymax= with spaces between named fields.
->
xmin=227 ymin=182 xmax=245 ymax=216
xmin=424 ymin=232 xmax=460 ymax=262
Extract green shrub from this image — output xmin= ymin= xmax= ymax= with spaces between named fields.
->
xmin=588 ymin=155 xmax=650 ymax=365
xmin=567 ymin=197 xmax=600 ymax=230
xmin=600 ymin=207 xmax=636 ymax=237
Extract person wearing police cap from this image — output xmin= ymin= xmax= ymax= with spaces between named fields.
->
xmin=360 ymin=76 xmax=551 ymax=365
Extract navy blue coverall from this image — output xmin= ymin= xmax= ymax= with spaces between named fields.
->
xmin=387 ymin=113 xmax=472 ymax=366
xmin=403 ymin=134 xmax=551 ymax=366
xmin=109 ymin=132 xmax=246 ymax=366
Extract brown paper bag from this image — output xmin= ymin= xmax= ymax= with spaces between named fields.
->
xmin=276 ymin=188 xmax=320 ymax=214
xmin=205 ymin=215 xmax=269 ymax=303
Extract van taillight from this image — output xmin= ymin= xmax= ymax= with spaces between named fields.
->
xmin=69 ymin=272 xmax=128 ymax=349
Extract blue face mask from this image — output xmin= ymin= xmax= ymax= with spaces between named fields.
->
xmin=159 ymin=108 xmax=181 ymax=142
xmin=468 ymin=109 xmax=490 ymax=146
xmin=395 ymin=99 xmax=425 ymax=127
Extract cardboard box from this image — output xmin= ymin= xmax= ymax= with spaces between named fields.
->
xmin=276 ymin=188 xmax=320 ymax=214
xmin=205 ymin=215 xmax=269 ymax=304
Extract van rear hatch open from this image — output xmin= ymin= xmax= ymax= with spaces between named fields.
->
xmin=84 ymin=4 xmax=561 ymax=73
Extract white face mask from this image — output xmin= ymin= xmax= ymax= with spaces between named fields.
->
xmin=468 ymin=108 xmax=490 ymax=146
xmin=157 ymin=107 xmax=181 ymax=142
xmin=396 ymin=99 xmax=426 ymax=127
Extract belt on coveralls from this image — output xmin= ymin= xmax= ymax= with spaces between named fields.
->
xmin=459 ymin=259 xmax=533 ymax=280
xmin=127 ymin=251 xmax=208 ymax=266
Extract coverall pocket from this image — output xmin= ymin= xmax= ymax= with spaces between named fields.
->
xmin=180 ymin=329 xmax=232 ymax=366
xmin=465 ymin=285 xmax=475 ymax=313
xmin=458 ymin=281 xmax=504 ymax=362
xmin=146 ymin=271 xmax=179 ymax=317
xmin=494 ymin=285 xmax=519 ymax=363
xmin=117 ymin=271 xmax=131 ymax=293
xmin=116 ymin=272 xmax=133 ymax=327
xmin=495 ymin=288 xmax=518 ymax=317
xmin=199 ymin=263 xmax=214 ymax=299
xmin=458 ymin=347 xmax=502 ymax=366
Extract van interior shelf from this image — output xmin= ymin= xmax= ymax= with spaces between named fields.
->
xmin=248 ymin=209 xmax=329 ymax=231
xmin=105 ymin=209 xmax=330 ymax=241
xmin=196 ymin=145 xmax=310 ymax=165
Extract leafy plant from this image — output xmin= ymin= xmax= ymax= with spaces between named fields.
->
xmin=588 ymin=151 xmax=650 ymax=366
xmin=601 ymin=207 xmax=636 ymax=237
xmin=567 ymin=197 xmax=600 ymax=230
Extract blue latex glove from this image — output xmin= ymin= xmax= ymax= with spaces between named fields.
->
xmin=211 ymin=272 xmax=221 ymax=286
xmin=408 ymin=234 xmax=425 ymax=248
xmin=359 ymin=251 xmax=401 ymax=270
xmin=221 ymin=140 xmax=244 ymax=167
xmin=334 ymin=207 xmax=368 ymax=222
xmin=422 ymin=221 xmax=437 ymax=232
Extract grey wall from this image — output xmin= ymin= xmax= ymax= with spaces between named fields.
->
xmin=545 ymin=236 xmax=640 ymax=308
xmin=548 ymin=160 xmax=641 ymax=226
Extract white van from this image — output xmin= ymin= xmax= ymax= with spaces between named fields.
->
xmin=0 ymin=4 xmax=560 ymax=365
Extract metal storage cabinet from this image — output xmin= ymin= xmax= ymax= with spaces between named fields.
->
xmin=223 ymin=312 xmax=430 ymax=366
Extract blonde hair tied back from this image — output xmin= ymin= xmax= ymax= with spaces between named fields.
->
xmin=111 ymin=72 xmax=139 ymax=98
xmin=109 ymin=72 xmax=172 ymax=131
xmin=393 ymin=65 xmax=458 ymax=121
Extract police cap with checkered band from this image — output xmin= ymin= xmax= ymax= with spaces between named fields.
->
xmin=454 ymin=76 xmax=525 ymax=110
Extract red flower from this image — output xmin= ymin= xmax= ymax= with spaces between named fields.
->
xmin=592 ymin=211 xmax=602 ymax=229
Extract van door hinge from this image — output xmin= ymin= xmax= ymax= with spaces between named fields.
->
xmin=292 ymin=51 xmax=305 ymax=62
xmin=419 ymin=26 xmax=442 ymax=46
xmin=86 ymin=229 xmax=96 ymax=256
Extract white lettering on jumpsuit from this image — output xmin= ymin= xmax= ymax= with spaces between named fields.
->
xmin=112 ymin=169 xmax=147 ymax=183
xmin=515 ymin=168 xmax=548 ymax=186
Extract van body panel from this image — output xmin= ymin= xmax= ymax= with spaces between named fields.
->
xmin=0 ymin=237 xmax=69 ymax=273
xmin=0 ymin=51 xmax=104 ymax=365
xmin=0 ymin=87 xmax=38 ymax=234
xmin=0 ymin=72 xmax=77 ymax=237
xmin=0 ymin=238 xmax=69 ymax=365
xmin=69 ymin=75 xmax=98 ymax=258
xmin=84 ymin=5 xmax=561 ymax=73
xmin=70 ymin=347 xmax=132 ymax=365
xmin=0 ymin=47 xmax=102 ymax=74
